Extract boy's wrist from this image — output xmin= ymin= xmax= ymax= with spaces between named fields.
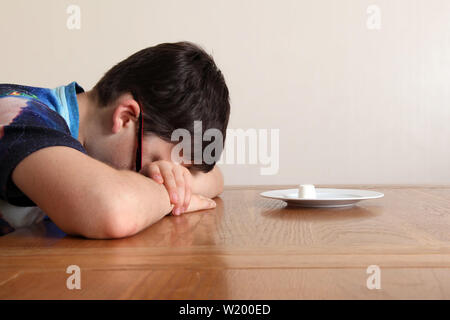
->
xmin=118 ymin=169 xmax=173 ymax=219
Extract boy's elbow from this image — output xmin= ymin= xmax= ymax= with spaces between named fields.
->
xmin=100 ymin=211 xmax=137 ymax=239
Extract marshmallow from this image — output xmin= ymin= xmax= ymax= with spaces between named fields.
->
xmin=298 ymin=184 xmax=316 ymax=199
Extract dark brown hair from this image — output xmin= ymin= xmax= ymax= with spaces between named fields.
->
xmin=92 ymin=41 xmax=230 ymax=172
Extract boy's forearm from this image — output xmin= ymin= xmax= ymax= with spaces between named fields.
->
xmin=111 ymin=165 xmax=223 ymax=238
xmin=10 ymin=146 xmax=173 ymax=239
xmin=114 ymin=169 xmax=173 ymax=236
xmin=190 ymin=165 xmax=224 ymax=199
xmin=102 ymin=165 xmax=223 ymax=238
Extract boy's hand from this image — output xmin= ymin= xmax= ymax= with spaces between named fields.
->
xmin=185 ymin=194 xmax=216 ymax=213
xmin=140 ymin=160 xmax=215 ymax=215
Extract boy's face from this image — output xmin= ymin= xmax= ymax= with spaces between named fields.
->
xmin=104 ymin=133 xmax=180 ymax=172
xmin=83 ymin=93 xmax=191 ymax=173
xmin=137 ymin=134 xmax=178 ymax=170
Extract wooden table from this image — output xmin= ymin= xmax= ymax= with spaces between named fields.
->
xmin=0 ymin=185 xmax=449 ymax=299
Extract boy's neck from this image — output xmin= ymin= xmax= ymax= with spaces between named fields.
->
xmin=76 ymin=90 xmax=98 ymax=150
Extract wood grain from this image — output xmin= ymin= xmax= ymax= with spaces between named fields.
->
xmin=0 ymin=185 xmax=449 ymax=299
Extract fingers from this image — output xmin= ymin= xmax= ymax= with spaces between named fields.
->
xmin=158 ymin=162 xmax=187 ymax=216
xmin=148 ymin=163 xmax=164 ymax=184
xmin=185 ymin=194 xmax=216 ymax=213
xmin=183 ymin=170 xmax=192 ymax=213
xmin=140 ymin=161 xmax=201 ymax=216
xmin=172 ymin=164 xmax=185 ymax=215
xmin=159 ymin=163 xmax=179 ymax=208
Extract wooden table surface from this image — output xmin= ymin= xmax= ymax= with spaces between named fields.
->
xmin=0 ymin=185 xmax=449 ymax=300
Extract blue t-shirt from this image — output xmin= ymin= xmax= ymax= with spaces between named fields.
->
xmin=0 ymin=82 xmax=87 ymax=235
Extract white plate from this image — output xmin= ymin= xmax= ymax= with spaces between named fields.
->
xmin=260 ymin=188 xmax=384 ymax=208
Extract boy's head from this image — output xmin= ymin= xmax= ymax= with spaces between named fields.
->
xmin=84 ymin=41 xmax=230 ymax=172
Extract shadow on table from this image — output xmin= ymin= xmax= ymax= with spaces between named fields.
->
xmin=260 ymin=203 xmax=382 ymax=222
xmin=0 ymin=197 xmax=226 ymax=248
xmin=0 ymin=197 xmax=231 ymax=299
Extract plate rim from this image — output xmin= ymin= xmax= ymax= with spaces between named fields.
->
xmin=260 ymin=188 xmax=384 ymax=201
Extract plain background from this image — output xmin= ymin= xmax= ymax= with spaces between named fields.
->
xmin=1 ymin=0 xmax=449 ymax=185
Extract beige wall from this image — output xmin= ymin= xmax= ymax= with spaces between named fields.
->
xmin=1 ymin=0 xmax=449 ymax=185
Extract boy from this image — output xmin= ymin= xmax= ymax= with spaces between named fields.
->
xmin=0 ymin=41 xmax=230 ymax=238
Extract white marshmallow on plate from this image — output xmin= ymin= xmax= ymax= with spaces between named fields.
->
xmin=298 ymin=184 xmax=317 ymax=199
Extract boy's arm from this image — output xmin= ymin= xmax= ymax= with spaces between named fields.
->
xmin=11 ymin=146 xmax=220 ymax=239
xmin=190 ymin=165 xmax=224 ymax=199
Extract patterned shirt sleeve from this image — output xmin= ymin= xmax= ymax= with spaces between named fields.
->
xmin=0 ymin=95 xmax=87 ymax=207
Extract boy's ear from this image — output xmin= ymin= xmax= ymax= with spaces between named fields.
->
xmin=111 ymin=95 xmax=140 ymax=134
